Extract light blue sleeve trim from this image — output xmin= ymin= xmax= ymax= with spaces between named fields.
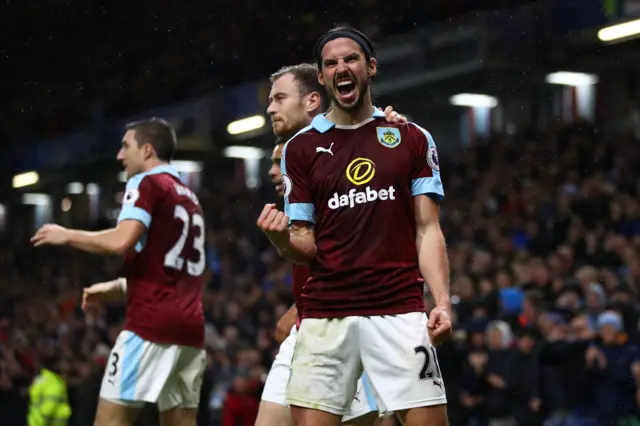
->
xmin=412 ymin=178 xmax=444 ymax=200
xmin=282 ymin=137 xmax=316 ymax=224
xmin=119 ymin=207 xmax=152 ymax=228
xmin=288 ymin=203 xmax=315 ymax=224
xmin=118 ymin=174 xmax=152 ymax=227
xmin=409 ymin=122 xmax=445 ymax=200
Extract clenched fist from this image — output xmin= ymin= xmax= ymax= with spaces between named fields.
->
xmin=257 ymin=203 xmax=290 ymax=247
xmin=428 ymin=305 xmax=453 ymax=346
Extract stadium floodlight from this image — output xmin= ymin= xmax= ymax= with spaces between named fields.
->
xmin=598 ymin=18 xmax=640 ymax=42
xmin=86 ymin=183 xmax=100 ymax=195
xmin=22 ymin=193 xmax=50 ymax=206
xmin=66 ymin=182 xmax=84 ymax=194
xmin=449 ymin=93 xmax=498 ymax=108
xmin=117 ymin=171 xmax=127 ymax=183
xmin=12 ymin=171 xmax=39 ymax=189
xmin=226 ymin=115 xmax=266 ymax=135
xmin=171 ymin=160 xmax=204 ymax=173
xmin=223 ymin=146 xmax=267 ymax=160
xmin=545 ymin=72 xmax=599 ymax=86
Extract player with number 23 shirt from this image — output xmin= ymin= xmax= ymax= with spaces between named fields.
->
xmin=32 ymin=118 xmax=206 ymax=426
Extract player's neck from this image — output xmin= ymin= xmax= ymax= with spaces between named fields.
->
xmin=325 ymin=102 xmax=375 ymax=126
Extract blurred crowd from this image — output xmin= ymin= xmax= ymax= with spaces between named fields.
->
xmin=0 ymin=118 xmax=639 ymax=426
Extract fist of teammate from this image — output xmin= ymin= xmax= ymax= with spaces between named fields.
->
xmin=31 ymin=224 xmax=70 ymax=247
xmin=82 ymin=286 xmax=105 ymax=313
xmin=427 ymin=305 xmax=453 ymax=346
xmin=257 ymin=203 xmax=290 ymax=247
xmin=82 ymin=282 xmax=115 ymax=313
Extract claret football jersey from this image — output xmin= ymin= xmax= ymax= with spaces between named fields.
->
xmin=282 ymin=108 xmax=444 ymax=319
xmin=118 ymin=165 xmax=206 ymax=348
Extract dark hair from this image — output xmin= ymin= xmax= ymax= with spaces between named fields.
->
xmin=314 ymin=24 xmax=375 ymax=69
xmin=270 ymin=63 xmax=328 ymax=111
xmin=125 ymin=117 xmax=177 ymax=162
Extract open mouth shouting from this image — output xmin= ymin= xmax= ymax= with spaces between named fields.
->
xmin=335 ymin=75 xmax=357 ymax=104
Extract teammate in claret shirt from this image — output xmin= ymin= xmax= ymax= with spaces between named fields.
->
xmin=257 ymin=25 xmax=452 ymax=426
xmin=32 ymin=118 xmax=206 ymax=426
xmin=258 ymin=62 xmax=405 ymax=426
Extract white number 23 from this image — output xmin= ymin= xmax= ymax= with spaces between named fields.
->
xmin=164 ymin=205 xmax=206 ymax=276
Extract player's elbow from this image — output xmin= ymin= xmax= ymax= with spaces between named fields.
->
xmin=416 ymin=221 xmax=445 ymax=249
xmin=110 ymin=222 xmax=144 ymax=255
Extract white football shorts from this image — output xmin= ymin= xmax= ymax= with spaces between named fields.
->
xmin=99 ymin=330 xmax=206 ymax=412
xmin=262 ymin=325 xmax=377 ymax=422
xmin=286 ymin=312 xmax=447 ymax=415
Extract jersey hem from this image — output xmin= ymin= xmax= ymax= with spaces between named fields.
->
xmin=122 ymin=326 xmax=205 ymax=349
xmin=301 ymin=305 xmax=425 ymax=319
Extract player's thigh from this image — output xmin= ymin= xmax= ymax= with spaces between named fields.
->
xmin=374 ymin=414 xmax=400 ymax=426
xmin=286 ymin=317 xmax=361 ymax=417
xmin=157 ymin=346 xmax=206 ymax=412
xmin=395 ymin=406 xmax=448 ymax=426
xmin=342 ymin=374 xmax=377 ymax=425
xmin=94 ymin=397 xmax=140 ymax=426
xmin=261 ymin=326 xmax=297 ymax=407
xmin=159 ymin=406 xmax=197 ymax=426
xmin=360 ymin=312 xmax=447 ymax=414
xmin=342 ymin=412 xmax=378 ymax=426
xmin=256 ymin=401 xmax=294 ymax=426
xmin=99 ymin=330 xmax=179 ymax=407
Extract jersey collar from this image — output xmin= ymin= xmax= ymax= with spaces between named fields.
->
xmin=145 ymin=164 xmax=181 ymax=179
xmin=136 ymin=164 xmax=180 ymax=180
xmin=310 ymin=107 xmax=385 ymax=133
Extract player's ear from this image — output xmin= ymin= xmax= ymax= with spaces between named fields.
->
xmin=317 ymin=70 xmax=325 ymax=86
xmin=142 ymin=143 xmax=154 ymax=160
xmin=368 ymin=57 xmax=377 ymax=79
xmin=305 ymin=92 xmax=321 ymax=114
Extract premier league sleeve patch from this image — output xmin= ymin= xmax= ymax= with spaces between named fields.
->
xmin=376 ymin=127 xmax=401 ymax=148
xmin=282 ymin=174 xmax=293 ymax=198
xmin=123 ymin=188 xmax=140 ymax=204
xmin=427 ymin=146 xmax=440 ymax=171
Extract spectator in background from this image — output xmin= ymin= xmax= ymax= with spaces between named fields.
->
xmin=587 ymin=311 xmax=640 ymax=425
xmin=222 ymin=376 xmax=259 ymax=426
xmin=27 ymin=354 xmax=71 ymax=426
xmin=509 ymin=328 xmax=542 ymax=426
xmin=483 ymin=321 xmax=515 ymax=426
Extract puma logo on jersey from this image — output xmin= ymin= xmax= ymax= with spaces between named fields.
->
xmin=316 ymin=143 xmax=334 ymax=156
